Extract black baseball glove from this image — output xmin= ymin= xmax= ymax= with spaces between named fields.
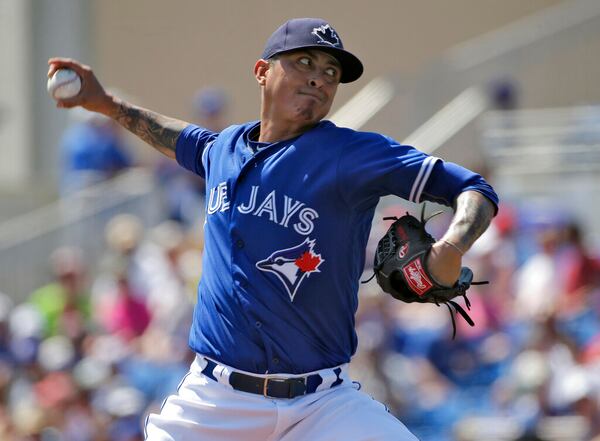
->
xmin=368 ymin=206 xmax=487 ymax=338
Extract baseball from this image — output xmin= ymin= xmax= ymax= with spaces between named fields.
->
xmin=47 ymin=68 xmax=82 ymax=100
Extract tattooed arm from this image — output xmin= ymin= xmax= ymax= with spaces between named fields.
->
xmin=442 ymin=191 xmax=496 ymax=253
xmin=47 ymin=57 xmax=188 ymax=159
xmin=107 ymin=98 xmax=186 ymax=159
xmin=426 ymin=191 xmax=496 ymax=286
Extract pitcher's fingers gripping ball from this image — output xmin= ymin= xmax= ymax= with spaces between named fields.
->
xmin=47 ymin=68 xmax=82 ymax=100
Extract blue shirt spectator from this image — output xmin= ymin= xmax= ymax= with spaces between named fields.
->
xmin=60 ymin=111 xmax=133 ymax=196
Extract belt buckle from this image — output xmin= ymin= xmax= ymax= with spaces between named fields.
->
xmin=262 ymin=376 xmax=283 ymax=398
xmin=263 ymin=376 xmax=307 ymax=398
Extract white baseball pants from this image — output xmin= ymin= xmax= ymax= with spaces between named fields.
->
xmin=144 ymin=356 xmax=418 ymax=441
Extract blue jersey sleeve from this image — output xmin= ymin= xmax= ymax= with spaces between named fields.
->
xmin=175 ymin=124 xmax=219 ymax=178
xmin=423 ymin=160 xmax=499 ymax=211
xmin=337 ymin=131 xmax=498 ymax=211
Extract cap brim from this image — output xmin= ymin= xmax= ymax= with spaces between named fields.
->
xmin=269 ymin=45 xmax=363 ymax=83
xmin=320 ymin=47 xmax=363 ymax=83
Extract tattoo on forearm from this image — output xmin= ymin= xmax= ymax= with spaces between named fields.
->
xmin=113 ymin=102 xmax=187 ymax=157
xmin=445 ymin=191 xmax=495 ymax=253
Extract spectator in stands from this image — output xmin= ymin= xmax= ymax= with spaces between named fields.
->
xmin=154 ymin=87 xmax=229 ymax=227
xmin=553 ymin=221 xmax=600 ymax=352
xmin=28 ymin=247 xmax=91 ymax=340
xmin=0 ymin=293 xmax=14 ymax=362
xmin=192 ymin=87 xmax=229 ymax=131
xmin=560 ymin=221 xmax=600 ymax=302
xmin=97 ymin=271 xmax=151 ymax=342
xmin=146 ymin=221 xmax=194 ymax=334
xmin=514 ymin=226 xmax=562 ymax=322
xmin=60 ymin=109 xmax=133 ymax=196
xmin=95 ymin=213 xmax=151 ymax=302
xmin=489 ymin=77 xmax=519 ymax=111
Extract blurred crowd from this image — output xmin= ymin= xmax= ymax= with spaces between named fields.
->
xmin=1 ymin=203 xmax=598 ymax=440
xmin=1 ymin=84 xmax=599 ymax=440
xmin=353 ymin=202 xmax=600 ymax=441
xmin=0 ymin=213 xmax=201 ymax=440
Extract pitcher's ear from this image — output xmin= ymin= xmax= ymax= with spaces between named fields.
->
xmin=254 ymin=59 xmax=270 ymax=86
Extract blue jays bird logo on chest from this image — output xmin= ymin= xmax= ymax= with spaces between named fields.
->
xmin=256 ymin=238 xmax=324 ymax=301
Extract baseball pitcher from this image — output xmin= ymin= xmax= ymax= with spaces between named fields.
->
xmin=49 ymin=18 xmax=498 ymax=441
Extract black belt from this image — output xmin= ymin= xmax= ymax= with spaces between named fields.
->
xmin=200 ymin=358 xmax=344 ymax=399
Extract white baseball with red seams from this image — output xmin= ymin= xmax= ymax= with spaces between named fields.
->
xmin=47 ymin=68 xmax=81 ymax=100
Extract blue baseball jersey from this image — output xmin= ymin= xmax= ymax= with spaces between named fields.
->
xmin=176 ymin=120 xmax=498 ymax=375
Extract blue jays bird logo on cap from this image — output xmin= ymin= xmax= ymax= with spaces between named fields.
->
xmin=312 ymin=24 xmax=340 ymax=47
xmin=256 ymin=238 xmax=324 ymax=302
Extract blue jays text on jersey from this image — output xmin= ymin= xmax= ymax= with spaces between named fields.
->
xmin=176 ymin=120 xmax=499 ymax=375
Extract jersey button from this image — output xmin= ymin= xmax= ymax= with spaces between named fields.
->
xmin=272 ymin=358 xmax=279 ymax=365
xmin=236 ymin=239 xmax=245 ymax=249
xmin=255 ymin=321 xmax=262 ymax=328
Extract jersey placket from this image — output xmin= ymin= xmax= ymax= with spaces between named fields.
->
xmin=228 ymin=137 xmax=287 ymax=372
